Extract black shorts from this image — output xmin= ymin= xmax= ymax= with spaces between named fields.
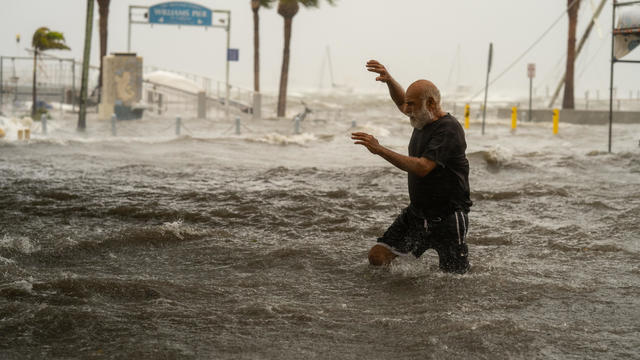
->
xmin=377 ymin=207 xmax=470 ymax=274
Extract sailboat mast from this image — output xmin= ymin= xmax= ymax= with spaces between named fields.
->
xmin=326 ymin=46 xmax=336 ymax=88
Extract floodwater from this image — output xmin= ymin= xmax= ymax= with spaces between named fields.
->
xmin=1 ymin=95 xmax=639 ymax=359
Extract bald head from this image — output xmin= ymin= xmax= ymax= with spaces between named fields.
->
xmin=406 ymin=80 xmax=441 ymax=111
xmin=404 ymin=80 xmax=443 ymax=128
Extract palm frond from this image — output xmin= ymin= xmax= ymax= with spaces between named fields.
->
xmin=32 ymin=27 xmax=70 ymax=51
xmin=31 ymin=27 xmax=49 ymax=48
xmin=295 ymin=0 xmax=336 ymax=8
xmin=260 ymin=0 xmax=275 ymax=9
xmin=297 ymin=0 xmax=318 ymax=6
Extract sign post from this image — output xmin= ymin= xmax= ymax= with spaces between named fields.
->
xmin=127 ymin=2 xmax=232 ymax=120
xmin=225 ymin=19 xmax=231 ymax=120
xmin=527 ymin=63 xmax=535 ymax=122
xmin=481 ymin=43 xmax=493 ymax=136
xmin=226 ymin=49 xmax=239 ymax=120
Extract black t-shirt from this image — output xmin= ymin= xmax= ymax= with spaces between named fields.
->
xmin=408 ymin=113 xmax=472 ymax=218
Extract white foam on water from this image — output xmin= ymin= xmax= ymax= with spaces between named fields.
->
xmin=53 ymin=236 xmax=78 ymax=251
xmin=0 ymin=116 xmax=33 ymax=141
xmin=160 ymin=220 xmax=187 ymax=240
xmin=249 ymin=132 xmax=318 ymax=146
xmin=483 ymin=144 xmax=514 ymax=165
xmin=0 ymin=234 xmax=40 ymax=254
xmin=352 ymin=121 xmax=391 ymax=137
xmin=59 ymin=271 xmax=80 ymax=279
xmin=0 ymin=255 xmax=16 ymax=265
xmin=160 ymin=220 xmax=205 ymax=240
xmin=388 ymin=256 xmax=429 ymax=277
xmin=0 ymin=279 xmax=33 ymax=294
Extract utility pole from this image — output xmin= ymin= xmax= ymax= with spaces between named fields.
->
xmin=78 ymin=0 xmax=94 ymax=131
xmin=562 ymin=0 xmax=581 ymax=109
xmin=549 ymin=0 xmax=606 ymax=108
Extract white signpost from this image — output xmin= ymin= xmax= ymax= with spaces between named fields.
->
xmin=527 ymin=63 xmax=535 ymax=122
xmin=527 ymin=63 xmax=536 ymax=79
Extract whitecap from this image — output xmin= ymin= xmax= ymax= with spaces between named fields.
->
xmin=0 ymin=255 xmax=16 ymax=265
xmin=352 ymin=121 xmax=391 ymax=137
xmin=249 ymin=132 xmax=318 ymax=146
xmin=0 ymin=115 xmax=34 ymax=141
xmin=483 ymin=144 xmax=514 ymax=166
xmin=0 ymin=234 xmax=40 ymax=254
xmin=0 ymin=279 xmax=33 ymax=294
xmin=160 ymin=220 xmax=204 ymax=240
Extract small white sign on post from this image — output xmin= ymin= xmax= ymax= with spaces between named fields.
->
xmin=527 ymin=63 xmax=536 ymax=79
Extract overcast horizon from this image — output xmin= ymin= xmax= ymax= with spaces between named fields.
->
xmin=1 ymin=0 xmax=639 ymax=102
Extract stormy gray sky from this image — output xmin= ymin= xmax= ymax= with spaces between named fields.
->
xmin=1 ymin=0 xmax=639 ymax=101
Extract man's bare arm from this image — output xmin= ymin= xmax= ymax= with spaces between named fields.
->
xmin=351 ymin=132 xmax=436 ymax=177
xmin=377 ymin=145 xmax=436 ymax=177
xmin=366 ymin=60 xmax=407 ymax=115
xmin=385 ymin=78 xmax=407 ymax=114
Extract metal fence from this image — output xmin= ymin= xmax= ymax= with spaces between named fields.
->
xmin=0 ymin=54 xmax=100 ymax=116
xmin=1 ymin=54 xmax=349 ymax=123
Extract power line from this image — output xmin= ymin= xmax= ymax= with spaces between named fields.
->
xmin=468 ymin=0 xmax=582 ymax=101
xmin=578 ymin=34 xmax=607 ymax=78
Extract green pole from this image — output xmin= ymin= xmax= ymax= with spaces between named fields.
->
xmin=1 ymin=57 xmax=4 ymax=111
xmin=481 ymin=42 xmax=493 ymax=136
xmin=78 ymin=0 xmax=94 ymax=131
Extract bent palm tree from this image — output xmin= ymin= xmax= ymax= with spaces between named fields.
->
xmin=98 ymin=0 xmax=111 ymax=99
xmin=252 ymin=0 xmax=274 ymax=93
xmin=276 ymin=0 xmax=335 ymax=118
xmin=562 ymin=0 xmax=581 ymax=109
xmin=31 ymin=27 xmax=70 ymax=118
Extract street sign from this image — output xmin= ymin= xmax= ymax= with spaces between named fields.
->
xmin=527 ymin=63 xmax=536 ymax=78
xmin=149 ymin=2 xmax=212 ymax=27
xmin=227 ymin=48 xmax=239 ymax=62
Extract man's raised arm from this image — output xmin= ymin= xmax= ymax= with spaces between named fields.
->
xmin=366 ymin=60 xmax=407 ymax=115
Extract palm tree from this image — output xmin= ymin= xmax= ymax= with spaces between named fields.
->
xmin=98 ymin=0 xmax=111 ymax=100
xmin=31 ymin=27 xmax=70 ymax=118
xmin=276 ymin=0 xmax=335 ymax=118
xmin=562 ymin=0 xmax=581 ymax=109
xmin=252 ymin=0 xmax=274 ymax=93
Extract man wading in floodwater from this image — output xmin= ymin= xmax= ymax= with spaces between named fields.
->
xmin=352 ymin=60 xmax=472 ymax=274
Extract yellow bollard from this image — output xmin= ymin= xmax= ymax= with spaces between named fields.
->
xmin=511 ymin=106 xmax=518 ymax=131
xmin=24 ymin=129 xmax=31 ymax=140
xmin=17 ymin=129 xmax=24 ymax=141
xmin=0 ymin=128 xmax=5 ymax=139
xmin=552 ymin=109 xmax=559 ymax=135
xmin=464 ymin=104 xmax=470 ymax=129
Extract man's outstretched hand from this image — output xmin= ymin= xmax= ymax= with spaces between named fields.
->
xmin=366 ymin=60 xmax=392 ymax=83
xmin=352 ymin=132 xmax=383 ymax=155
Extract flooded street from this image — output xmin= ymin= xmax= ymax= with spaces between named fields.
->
xmin=1 ymin=96 xmax=639 ymax=359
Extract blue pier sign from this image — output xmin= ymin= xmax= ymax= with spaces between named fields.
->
xmin=149 ymin=2 xmax=212 ymax=27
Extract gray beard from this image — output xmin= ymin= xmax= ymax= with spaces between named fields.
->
xmin=410 ymin=111 xmax=433 ymax=129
